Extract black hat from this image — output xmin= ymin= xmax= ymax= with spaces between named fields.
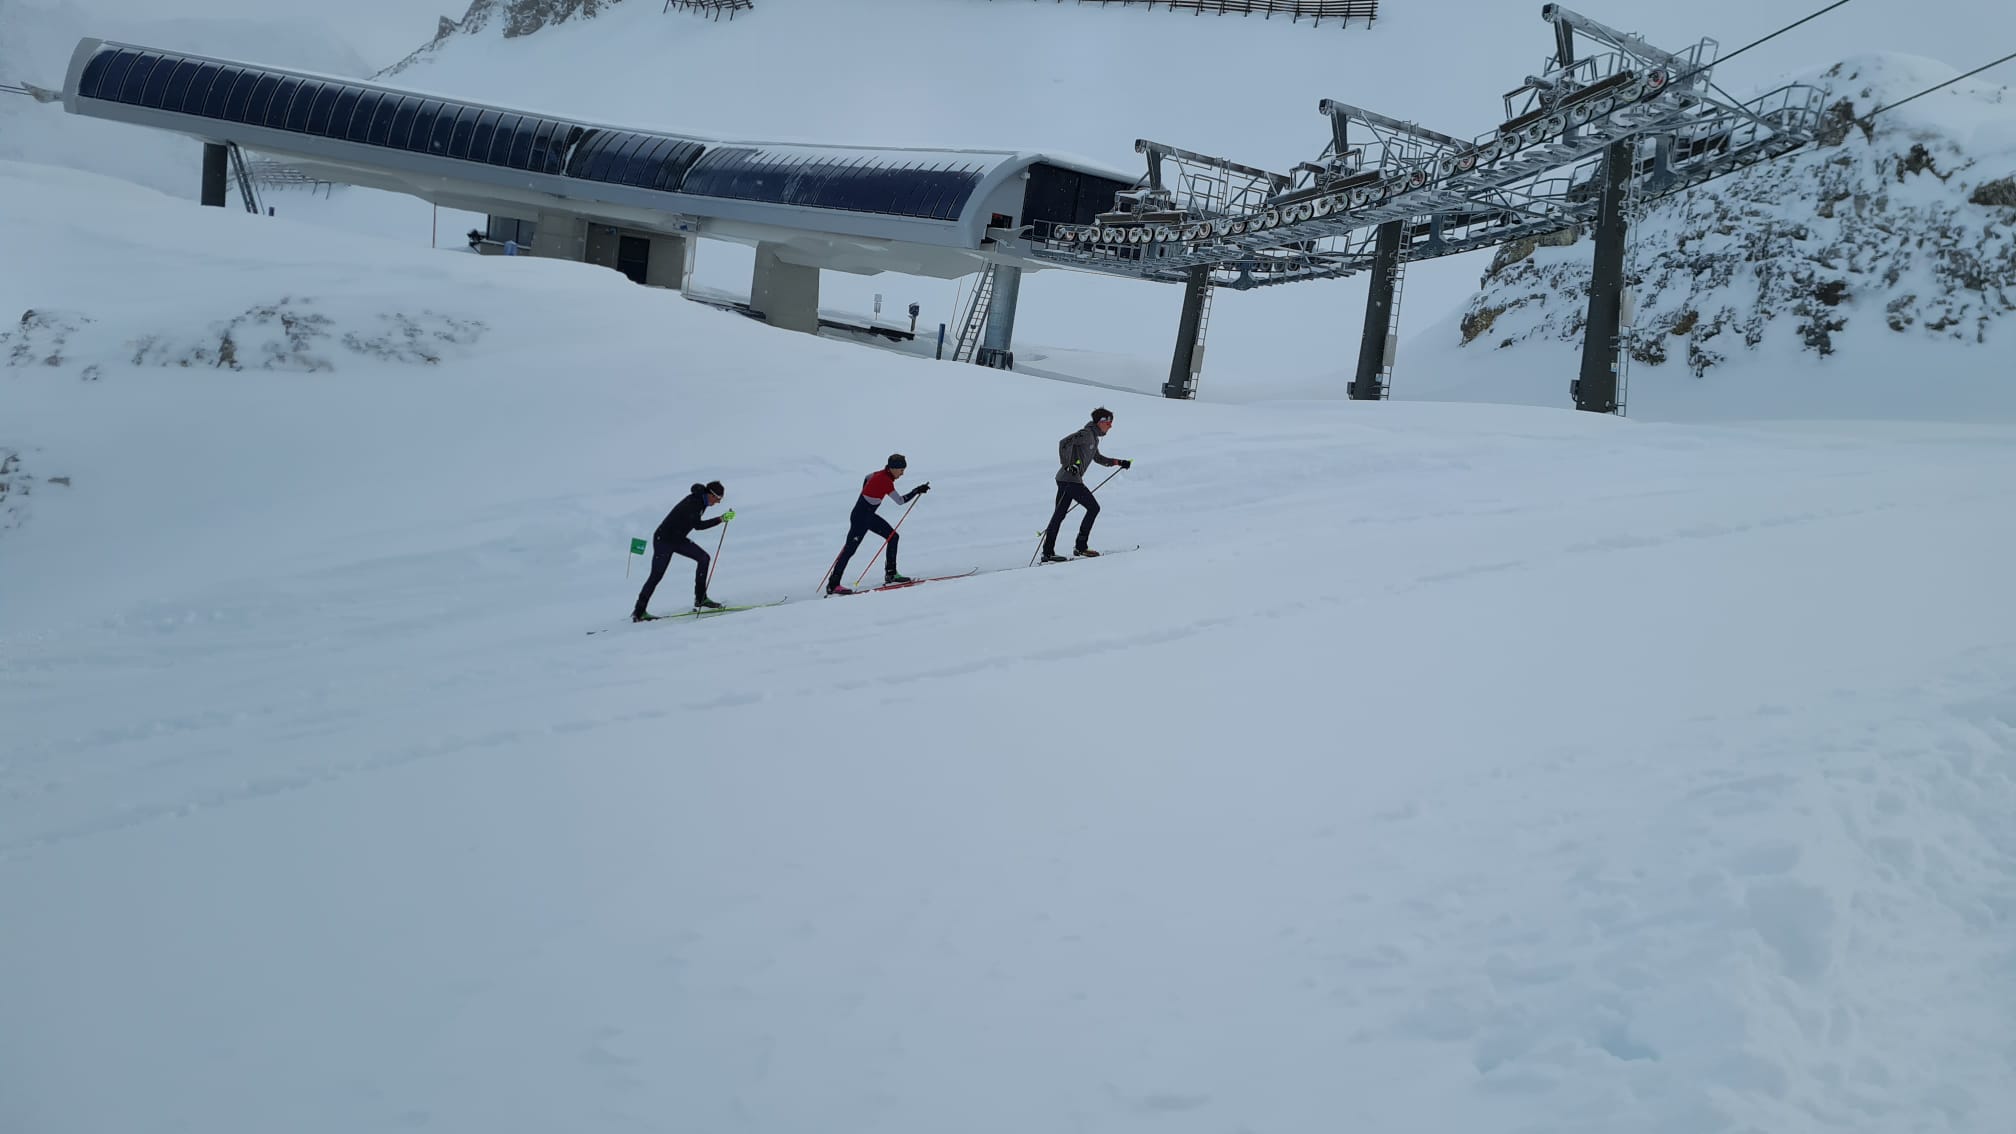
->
xmin=700 ymin=480 xmax=725 ymax=497
xmin=1091 ymin=407 xmax=1114 ymax=424
xmin=886 ymin=453 xmax=907 ymax=469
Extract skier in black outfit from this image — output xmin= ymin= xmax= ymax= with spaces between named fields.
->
xmin=825 ymin=454 xmax=930 ymax=595
xmin=633 ymin=480 xmax=734 ymax=620
xmin=1042 ymin=407 xmax=1130 ymax=563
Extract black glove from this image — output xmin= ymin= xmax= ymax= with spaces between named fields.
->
xmin=1118 ymin=459 xmax=1133 ymax=470
xmin=911 ymin=482 xmax=931 ymax=498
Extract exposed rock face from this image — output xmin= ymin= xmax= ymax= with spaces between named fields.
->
xmin=1456 ymin=55 xmax=2016 ymax=374
xmin=1 ymin=301 xmax=487 ymax=374
xmin=384 ymin=0 xmax=631 ymax=75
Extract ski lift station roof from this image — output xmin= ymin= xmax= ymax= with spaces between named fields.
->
xmin=61 ymin=38 xmax=1140 ymax=279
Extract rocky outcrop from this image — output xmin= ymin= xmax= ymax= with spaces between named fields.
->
xmin=384 ymin=0 xmax=630 ymax=75
xmin=1456 ymin=55 xmax=2016 ymax=374
xmin=1 ymin=300 xmax=488 ymax=374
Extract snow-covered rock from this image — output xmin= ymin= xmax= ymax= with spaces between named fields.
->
xmin=384 ymin=0 xmax=629 ymax=74
xmin=1460 ymin=54 xmax=2016 ymax=376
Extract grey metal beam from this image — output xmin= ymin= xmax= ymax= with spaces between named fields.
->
xmin=977 ymin=265 xmax=1022 ymax=369
xmin=1350 ymin=219 xmax=1405 ymax=400
xmin=201 ymin=142 xmax=227 ymax=207
xmin=1573 ymin=140 xmax=1631 ymax=413
xmin=1542 ymin=4 xmax=1690 ymax=74
xmin=1135 ymin=139 xmax=1292 ymax=191
xmin=1164 ymin=265 xmax=1211 ymax=400
xmin=1318 ymin=99 xmax=1469 ymax=152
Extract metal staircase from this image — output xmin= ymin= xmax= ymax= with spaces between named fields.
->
xmin=1370 ymin=220 xmax=1414 ymax=397
xmin=951 ymin=265 xmax=998 ymax=363
xmin=226 ymin=143 xmax=263 ymax=215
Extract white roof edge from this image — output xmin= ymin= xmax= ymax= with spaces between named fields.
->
xmin=1008 ymin=149 xmax=1142 ymax=184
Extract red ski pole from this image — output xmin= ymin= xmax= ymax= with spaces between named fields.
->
xmin=848 ymin=496 xmax=920 ymax=590
xmin=706 ymin=516 xmax=730 ymax=592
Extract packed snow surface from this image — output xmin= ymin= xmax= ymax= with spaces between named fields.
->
xmin=7 ymin=157 xmax=2016 ymax=1133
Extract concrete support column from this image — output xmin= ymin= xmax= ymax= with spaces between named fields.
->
xmin=645 ymin=235 xmax=688 ymax=290
xmin=1164 ymin=265 xmax=1211 ymax=400
xmin=201 ymin=143 xmax=228 ymax=208
xmin=976 ymin=264 xmax=1022 ymax=369
xmin=1349 ymin=219 xmax=1405 ymax=400
xmin=1573 ymin=140 xmax=1631 ymax=415
xmin=530 ymin=211 xmax=589 ymax=261
xmin=751 ymin=242 xmax=820 ymax=334
xmin=584 ymin=223 xmax=620 ymax=271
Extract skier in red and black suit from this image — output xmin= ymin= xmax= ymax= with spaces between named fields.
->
xmin=633 ymin=480 xmax=732 ymax=621
xmin=825 ymin=455 xmax=930 ymax=595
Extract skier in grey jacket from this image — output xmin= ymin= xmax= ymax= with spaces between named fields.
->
xmin=1041 ymin=407 xmax=1131 ymax=562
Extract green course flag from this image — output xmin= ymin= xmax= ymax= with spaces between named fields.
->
xmin=630 ymin=538 xmax=647 ymax=555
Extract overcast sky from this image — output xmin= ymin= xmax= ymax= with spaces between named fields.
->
xmin=62 ymin=0 xmax=450 ymax=65
xmin=46 ymin=0 xmax=2016 ymax=78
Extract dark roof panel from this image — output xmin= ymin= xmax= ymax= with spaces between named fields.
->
xmin=69 ymin=42 xmax=1018 ymax=227
xmin=682 ymin=145 xmax=985 ymax=221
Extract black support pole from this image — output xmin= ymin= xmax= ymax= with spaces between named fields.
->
xmin=1574 ymin=139 xmax=1631 ymax=414
xmin=1164 ymin=265 xmax=1211 ymax=400
xmin=1349 ymin=219 xmax=1404 ymax=400
xmin=201 ymin=143 xmax=228 ymax=208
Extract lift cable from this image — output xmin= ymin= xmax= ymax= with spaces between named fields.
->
xmin=1667 ymin=0 xmax=1859 ymax=91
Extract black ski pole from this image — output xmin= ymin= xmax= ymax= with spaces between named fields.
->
xmin=1030 ymin=466 xmax=1124 ymax=567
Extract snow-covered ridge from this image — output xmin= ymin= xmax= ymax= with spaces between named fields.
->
xmin=383 ymin=0 xmax=625 ymax=75
xmin=1461 ymin=54 xmax=2016 ymax=374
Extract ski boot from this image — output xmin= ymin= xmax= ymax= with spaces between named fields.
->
xmin=885 ymin=572 xmax=912 ymax=585
xmin=1039 ymin=551 xmax=1069 ymax=564
xmin=1073 ymin=547 xmax=1101 ymax=558
xmin=693 ymin=596 xmax=724 ymax=611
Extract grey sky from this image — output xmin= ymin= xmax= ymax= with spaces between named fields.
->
xmin=61 ymin=0 xmax=450 ymax=66
xmin=47 ymin=0 xmax=2016 ymax=95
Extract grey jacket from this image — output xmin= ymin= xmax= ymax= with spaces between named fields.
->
xmin=1056 ymin=423 xmax=1119 ymax=484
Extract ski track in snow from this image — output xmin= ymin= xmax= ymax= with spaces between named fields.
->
xmin=7 ymin=418 xmax=2016 ymax=1132
xmin=8 ymin=440 xmax=2008 ymax=860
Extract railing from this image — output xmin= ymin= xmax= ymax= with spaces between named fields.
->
xmin=244 ymin=159 xmax=337 ymax=198
xmin=952 ymin=265 xmax=999 ymax=363
xmin=664 ymin=0 xmax=754 ymax=18
xmin=226 ymin=144 xmax=263 ymax=215
xmin=997 ymin=0 xmax=1377 ymax=26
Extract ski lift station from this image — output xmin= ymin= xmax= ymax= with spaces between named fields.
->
xmin=59 ymin=6 xmax=1828 ymax=412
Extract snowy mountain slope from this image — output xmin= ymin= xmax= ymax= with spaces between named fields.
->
xmin=1441 ymin=55 xmax=2016 ymax=397
xmin=8 ymin=159 xmax=2016 ymax=1134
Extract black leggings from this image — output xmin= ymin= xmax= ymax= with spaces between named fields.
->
xmin=828 ymin=507 xmax=898 ymax=590
xmin=634 ymin=534 xmax=710 ymax=614
xmin=1044 ymin=481 xmax=1100 ymax=554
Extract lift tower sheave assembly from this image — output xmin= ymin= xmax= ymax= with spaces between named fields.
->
xmin=1024 ymin=4 xmax=1827 ymax=410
